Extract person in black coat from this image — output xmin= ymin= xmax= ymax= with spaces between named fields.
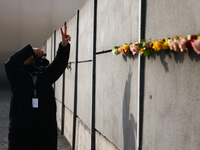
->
xmin=5 ymin=25 xmax=71 ymax=150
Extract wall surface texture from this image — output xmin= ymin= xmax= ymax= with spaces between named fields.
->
xmin=44 ymin=0 xmax=200 ymax=149
xmin=142 ymin=0 xmax=200 ymax=150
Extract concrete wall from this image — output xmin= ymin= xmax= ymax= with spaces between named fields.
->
xmin=95 ymin=0 xmax=139 ymax=149
xmin=142 ymin=0 xmax=200 ymax=150
xmin=43 ymin=0 xmax=200 ymax=149
xmin=63 ymin=15 xmax=77 ymax=145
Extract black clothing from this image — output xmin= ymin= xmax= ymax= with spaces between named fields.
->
xmin=5 ymin=43 xmax=70 ymax=150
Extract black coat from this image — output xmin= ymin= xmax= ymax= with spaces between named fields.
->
xmin=5 ymin=43 xmax=70 ymax=150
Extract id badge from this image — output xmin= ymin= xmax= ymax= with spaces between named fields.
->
xmin=32 ymin=98 xmax=39 ymax=108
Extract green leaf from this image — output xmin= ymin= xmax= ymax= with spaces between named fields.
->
xmin=114 ymin=46 xmax=119 ymax=49
xmin=143 ymin=49 xmax=151 ymax=56
xmin=67 ymin=62 xmax=71 ymax=69
xmin=140 ymin=39 xmax=146 ymax=43
xmin=138 ymin=43 xmax=143 ymax=49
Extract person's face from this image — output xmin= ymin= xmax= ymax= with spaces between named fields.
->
xmin=24 ymin=55 xmax=33 ymax=65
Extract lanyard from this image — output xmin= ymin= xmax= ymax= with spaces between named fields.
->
xmin=29 ymin=72 xmax=37 ymax=98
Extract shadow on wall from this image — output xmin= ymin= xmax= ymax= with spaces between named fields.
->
xmin=122 ymin=70 xmax=136 ymax=150
xmin=147 ymin=48 xmax=200 ymax=73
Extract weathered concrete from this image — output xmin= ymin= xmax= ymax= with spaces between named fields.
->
xmin=96 ymin=131 xmax=119 ymax=150
xmin=96 ymin=0 xmax=139 ymax=52
xmin=67 ymin=14 xmax=77 ymax=63
xmin=142 ymin=0 xmax=200 ymax=150
xmin=64 ymin=15 xmax=77 ymax=111
xmin=95 ymin=1 xmax=139 ymax=148
xmin=64 ymin=63 xmax=75 ymax=111
xmin=145 ymin=0 xmax=200 ymax=40
xmin=46 ymin=36 xmax=52 ymax=62
xmin=77 ymin=62 xmax=92 ymax=128
xmin=75 ymin=117 xmax=91 ymax=150
xmin=56 ymin=99 xmax=63 ymax=129
xmin=96 ymin=53 xmax=138 ymax=150
xmin=64 ymin=106 xmax=74 ymax=147
xmin=142 ymin=50 xmax=200 ymax=150
xmin=78 ymin=0 xmax=94 ymax=61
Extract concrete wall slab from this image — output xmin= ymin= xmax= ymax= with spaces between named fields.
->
xmin=78 ymin=0 xmax=94 ymax=61
xmin=75 ymin=117 xmax=91 ymax=150
xmin=67 ymin=14 xmax=77 ymax=63
xmin=96 ymin=53 xmax=138 ymax=150
xmin=46 ymin=36 xmax=52 ymax=61
xmin=96 ymin=0 xmax=139 ymax=52
xmin=96 ymin=131 xmax=119 ymax=150
xmin=64 ymin=63 xmax=75 ymax=111
xmin=142 ymin=51 xmax=200 ymax=150
xmin=77 ymin=62 xmax=92 ymax=128
xmin=145 ymin=0 xmax=200 ymax=40
xmin=142 ymin=0 xmax=200 ymax=149
xmin=64 ymin=106 xmax=73 ymax=146
xmin=56 ymin=99 xmax=62 ymax=129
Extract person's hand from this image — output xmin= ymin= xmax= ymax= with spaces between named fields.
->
xmin=33 ymin=48 xmax=44 ymax=57
xmin=60 ymin=25 xmax=71 ymax=47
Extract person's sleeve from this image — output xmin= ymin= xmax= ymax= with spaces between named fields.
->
xmin=4 ymin=44 xmax=34 ymax=85
xmin=46 ymin=42 xmax=70 ymax=84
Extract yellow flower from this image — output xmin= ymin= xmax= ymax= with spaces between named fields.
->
xmin=140 ymin=48 xmax=144 ymax=54
xmin=152 ymin=40 xmax=163 ymax=51
xmin=118 ymin=46 xmax=123 ymax=53
xmin=198 ymin=35 xmax=200 ymax=40
xmin=123 ymin=44 xmax=129 ymax=52
xmin=162 ymin=38 xmax=169 ymax=50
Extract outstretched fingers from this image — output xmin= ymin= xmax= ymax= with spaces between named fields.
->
xmin=60 ymin=25 xmax=67 ymax=36
xmin=65 ymin=25 xmax=67 ymax=35
xmin=60 ymin=27 xmax=64 ymax=36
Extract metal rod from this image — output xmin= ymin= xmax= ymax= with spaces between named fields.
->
xmin=61 ymin=21 xmax=67 ymax=135
xmin=91 ymin=0 xmax=97 ymax=149
xmin=137 ymin=0 xmax=146 ymax=149
xmin=72 ymin=10 xmax=79 ymax=150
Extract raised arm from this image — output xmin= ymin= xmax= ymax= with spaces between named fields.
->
xmin=46 ymin=25 xmax=71 ymax=83
xmin=4 ymin=45 xmax=34 ymax=86
xmin=5 ymin=44 xmax=45 ymax=87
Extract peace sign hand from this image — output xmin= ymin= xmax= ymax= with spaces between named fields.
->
xmin=60 ymin=25 xmax=71 ymax=47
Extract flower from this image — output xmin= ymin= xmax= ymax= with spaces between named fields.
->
xmin=143 ymin=41 xmax=151 ymax=49
xmin=118 ymin=46 xmax=123 ymax=53
xmin=123 ymin=44 xmax=129 ymax=52
xmin=191 ymin=39 xmax=200 ymax=54
xmin=121 ymin=44 xmax=129 ymax=55
xmin=162 ymin=38 xmax=169 ymax=50
xmin=191 ymin=35 xmax=198 ymax=40
xmin=178 ymin=37 xmax=187 ymax=52
xmin=168 ymin=38 xmax=174 ymax=50
xmin=112 ymin=33 xmax=200 ymax=57
xmin=152 ymin=40 xmax=163 ymax=51
xmin=130 ymin=42 xmax=140 ymax=55
xmin=169 ymin=37 xmax=180 ymax=52
xmin=186 ymin=35 xmax=198 ymax=49
xmin=140 ymin=48 xmax=144 ymax=54
xmin=112 ymin=47 xmax=120 ymax=55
